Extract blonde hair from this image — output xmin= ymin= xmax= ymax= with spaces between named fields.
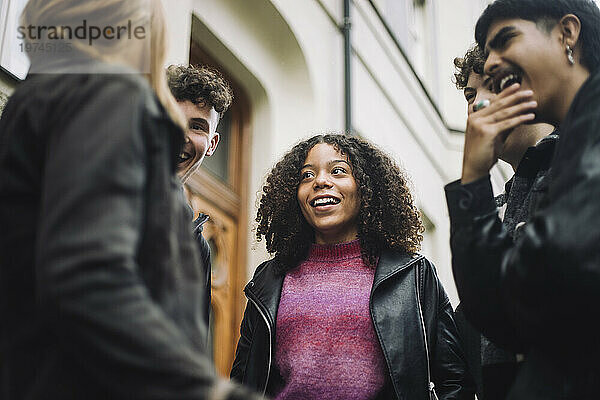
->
xmin=148 ymin=0 xmax=187 ymax=128
xmin=21 ymin=0 xmax=186 ymax=128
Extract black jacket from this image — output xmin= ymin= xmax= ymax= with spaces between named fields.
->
xmin=0 ymin=66 xmax=261 ymax=400
xmin=194 ymin=212 xmax=212 ymax=328
xmin=230 ymin=251 xmax=474 ymax=399
xmin=453 ymin=133 xmax=558 ymax=400
xmin=445 ymin=70 xmax=600 ymax=399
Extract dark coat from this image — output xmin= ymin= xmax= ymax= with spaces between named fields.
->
xmin=453 ymin=133 xmax=558 ymax=400
xmin=0 ymin=66 xmax=260 ymax=400
xmin=445 ymin=70 xmax=600 ymax=399
xmin=230 ymin=251 xmax=474 ymax=400
xmin=194 ymin=212 xmax=212 ymax=328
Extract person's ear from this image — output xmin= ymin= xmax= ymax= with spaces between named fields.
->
xmin=559 ymin=14 xmax=582 ymax=51
xmin=205 ymin=131 xmax=220 ymax=157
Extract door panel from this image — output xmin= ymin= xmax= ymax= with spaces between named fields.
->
xmin=187 ymin=193 xmax=239 ymax=375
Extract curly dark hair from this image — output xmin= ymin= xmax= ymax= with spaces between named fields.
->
xmin=166 ymin=64 xmax=233 ymax=115
xmin=453 ymin=44 xmax=485 ymax=90
xmin=256 ymin=134 xmax=425 ymax=274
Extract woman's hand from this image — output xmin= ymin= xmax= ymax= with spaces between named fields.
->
xmin=461 ymin=83 xmax=537 ymax=184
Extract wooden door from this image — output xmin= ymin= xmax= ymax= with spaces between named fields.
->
xmin=186 ymin=196 xmax=238 ymax=372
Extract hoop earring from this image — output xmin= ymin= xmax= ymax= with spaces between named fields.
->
xmin=566 ymin=45 xmax=575 ymax=65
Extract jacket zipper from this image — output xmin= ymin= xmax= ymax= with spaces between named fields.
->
xmin=245 ymin=292 xmax=272 ymax=396
xmin=415 ymin=265 xmax=438 ymax=400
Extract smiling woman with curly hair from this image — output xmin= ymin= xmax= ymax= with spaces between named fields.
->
xmin=231 ymin=134 xmax=473 ymax=400
xmin=256 ymin=134 xmax=423 ymax=273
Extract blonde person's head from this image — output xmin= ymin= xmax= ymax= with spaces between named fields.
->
xmin=21 ymin=0 xmax=186 ymax=128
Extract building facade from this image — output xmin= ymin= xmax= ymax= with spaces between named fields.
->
xmin=1 ymin=0 xmax=515 ymax=376
xmin=162 ymin=0 xmax=512 ymax=375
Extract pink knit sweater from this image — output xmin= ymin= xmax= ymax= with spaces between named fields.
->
xmin=274 ymin=240 xmax=386 ymax=400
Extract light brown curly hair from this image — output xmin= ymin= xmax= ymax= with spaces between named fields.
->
xmin=167 ymin=64 xmax=233 ymax=115
xmin=453 ymin=44 xmax=486 ymax=90
xmin=256 ymin=134 xmax=425 ymax=274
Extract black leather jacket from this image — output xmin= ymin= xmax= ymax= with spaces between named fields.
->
xmin=231 ymin=251 xmax=474 ymax=399
xmin=453 ymin=133 xmax=558 ymax=400
xmin=445 ymin=70 xmax=600 ymax=399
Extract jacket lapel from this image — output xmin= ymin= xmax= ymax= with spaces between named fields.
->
xmin=371 ymin=250 xmax=428 ymax=400
xmin=374 ymin=250 xmax=422 ymax=289
xmin=245 ymin=260 xmax=284 ymax=327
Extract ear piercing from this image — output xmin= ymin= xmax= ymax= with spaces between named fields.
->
xmin=566 ymin=45 xmax=575 ymax=65
xmin=474 ymin=99 xmax=490 ymax=112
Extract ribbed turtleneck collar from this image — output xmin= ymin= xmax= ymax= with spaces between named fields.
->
xmin=307 ymin=239 xmax=362 ymax=262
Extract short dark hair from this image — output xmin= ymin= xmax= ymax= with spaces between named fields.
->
xmin=256 ymin=134 xmax=424 ymax=274
xmin=453 ymin=44 xmax=486 ymax=90
xmin=475 ymin=0 xmax=600 ymax=72
xmin=166 ymin=65 xmax=233 ymax=115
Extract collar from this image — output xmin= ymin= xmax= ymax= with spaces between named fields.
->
xmin=373 ymin=251 xmax=423 ymax=289
xmin=306 ymin=239 xmax=362 ymax=262
xmin=245 ymin=260 xmax=284 ymax=327
xmin=513 ymin=131 xmax=559 ymax=179
xmin=245 ymin=250 xmax=423 ymax=324
xmin=193 ymin=213 xmax=210 ymax=235
xmin=560 ymin=70 xmax=600 ymax=133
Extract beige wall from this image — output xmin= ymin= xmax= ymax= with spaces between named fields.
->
xmin=162 ymin=0 xmax=462 ymax=304
xmin=161 ymin=0 xmax=518 ymax=306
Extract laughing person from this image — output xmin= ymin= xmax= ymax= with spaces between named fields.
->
xmin=167 ymin=64 xmax=233 ymax=330
xmin=231 ymin=134 xmax=473 ymax=400
xmin=445 ymin=0 xmax=600 ymax=398
xmin=451 ymin=44 xmax=555 ymax=400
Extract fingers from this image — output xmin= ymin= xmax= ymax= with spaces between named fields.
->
xmin=490 ymin=100 xmax=537 ymax=123
xmin=466 ymin=100 xmax=536 ymax=145
xmin=494 ymin=112 xmax=536 ymax=133
xmin=475 ymin=83 xmax=533 ymax=117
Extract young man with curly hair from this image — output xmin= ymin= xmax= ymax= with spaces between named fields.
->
xmin=445 ymin=0 xmax=600 ymax=398
xmin=167 ymin=65 xmax=233 ymax=182
xmin=167 ymin=64 xmax=233 ymax=329
xmin=452 ymin=44 xmax=555 ymax=400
